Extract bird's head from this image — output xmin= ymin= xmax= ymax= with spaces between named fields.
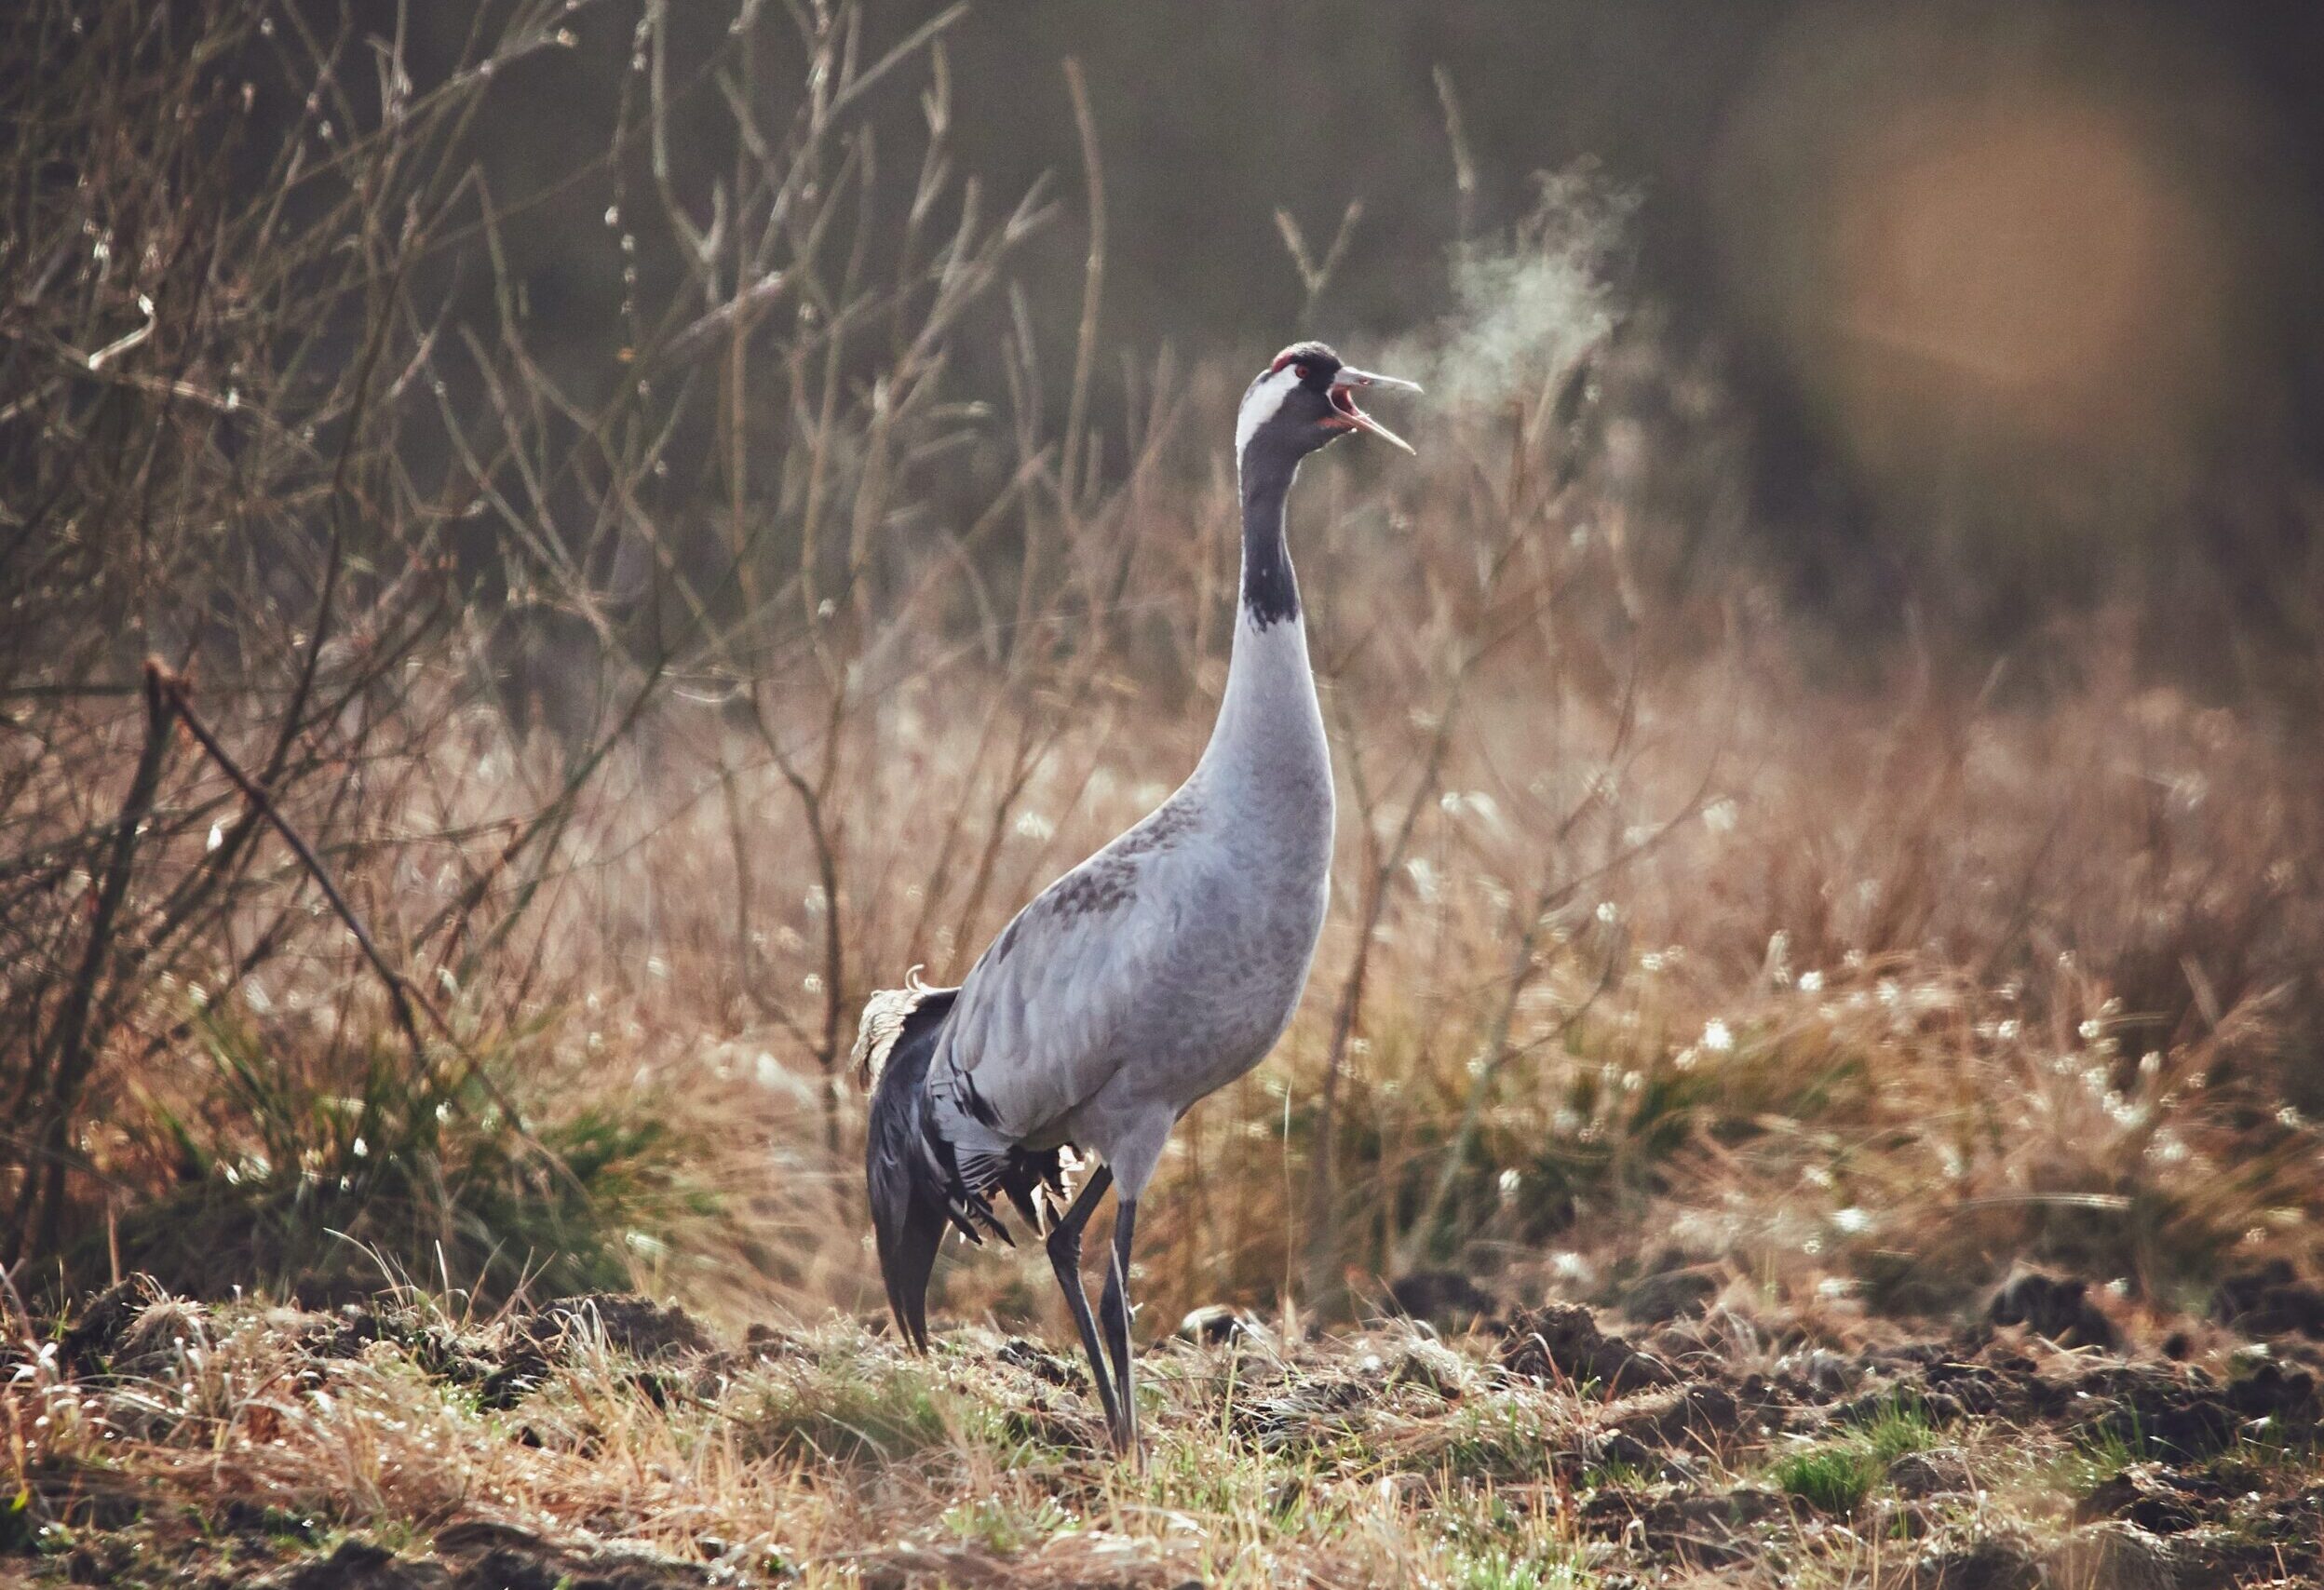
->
xmin=1236 ymin=341 xmax=1420 ymax=470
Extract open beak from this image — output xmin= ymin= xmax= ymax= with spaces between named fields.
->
xmin=1327 ymin=366 xmax=1420 ymax=453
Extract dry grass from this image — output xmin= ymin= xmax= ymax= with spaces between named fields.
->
xmin=3 ymin=1294 xmax=1567 ymax=1586
xmin=6 ymin=0 xmax=2324 ymax=1580
xmin=2 ymin=0 xmax=2317 ymax=1332
xmin=503 ymin=592 xmax=2324 ymax=1339
xmin=5 ymin=1286 xmax=2318 ymax=1587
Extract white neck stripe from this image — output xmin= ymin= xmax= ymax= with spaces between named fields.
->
xmin=1235 ymin=365 xmax=1303 ymax=463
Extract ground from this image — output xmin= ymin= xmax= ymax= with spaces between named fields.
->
xmin=6 ymin=1269 xmax=2322 ymax=1588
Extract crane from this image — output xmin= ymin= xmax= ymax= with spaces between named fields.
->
xmin=856 ymin=343 xmax=1418 ymax=1457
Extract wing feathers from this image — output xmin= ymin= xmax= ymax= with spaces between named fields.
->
xmin=932 ymin=847 xmax=1175 ymax=1145
xmin=862 ymin=794 xmax=1195 ymax=1291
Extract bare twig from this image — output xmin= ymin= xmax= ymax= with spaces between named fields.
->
xmin=1274 ymin=200 xmax=1363 ymax=327
xmin=1434 ymin=65 xmax=1478 ymax=241
xmin=154 ymin=665 xmax=451 ymax=1065
xmin=1058 ymin=57 xmax=1105 ymax=516
xmin=2 ymin=664 xmax=173 ymax=1268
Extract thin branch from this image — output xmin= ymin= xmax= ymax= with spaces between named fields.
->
xmin=1058 ymin=56 xmax=1104 ymax=515
xmin=2 ymin=664 xmax=174 ymax=1269
xmin=154 ymin=665 xmax=451 ymax=1064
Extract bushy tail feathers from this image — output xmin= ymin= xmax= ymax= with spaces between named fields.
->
xmin=858 ymin=978 xmax=1078 ymax=1349
xmin=861 ymin=984 xmax=956 ymax=1352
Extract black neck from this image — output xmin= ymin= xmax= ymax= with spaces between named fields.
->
xmin=1238 ymin=448 xmax=1301 ymax=627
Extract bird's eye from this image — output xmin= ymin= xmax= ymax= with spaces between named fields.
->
xmin=1293 ymin=364 xmax=1311 ymax=381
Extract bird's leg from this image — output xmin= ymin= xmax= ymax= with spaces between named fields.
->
xmin=1044 ymin=1165 xmax=1123 ymax=1443
xmin=1098 ymin=1197 xmax=1140 ymax=1459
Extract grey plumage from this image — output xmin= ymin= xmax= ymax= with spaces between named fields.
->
xmin=858 ymin=342 xmax=1416 ymax=1456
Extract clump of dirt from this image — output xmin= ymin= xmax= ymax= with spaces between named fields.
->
xmin=2214 ymin=1259 xmax=2324 ymax=1339
xmin=259 ymin=1524 xmax=711 ymax=1590
xmin=263 ymin=1542 xmax=439 ymax=1590
xmin=1890 ymin=1530 xmax=2044 ymax=1589
xmin=435 ymin=1520 xmax=710 ymax=1590
xmin=108 ymin=1298 xmax=209 ymax=1377
xmin=853 ymin=1532 xmax=1190 ymax=1590
xmin=2246 ymin=1484 xmax=2324 ymax=1576
xmin=2073 ymin=1462 xmax=2205 ymax=1534
xmin=1774 ymin=1344 xmax=1862 ymax=1402
xmin=530 ymin=1293 xmax=715 ymax=1361
xmin=295 ymin=1302 xmax=552 ymax=1411
xmin=1915 ymin=1343 xmax=2043 ymax=1420
xmin=2072 ymin=1356 xmax=2320 ymax=1458
xmin=55 ymin=1273 xmax=170 ymax=1374
xmin=1229 ymin=1370 xmax=1374 ymax=1450
xmin=1617 ymin=1265 xmax=1723 ymax=1326
xmin=1383 ymin=1269 xmax=1501 ymax=1332
xmin=1988 ymin=1270 xmax=2118 ymax=1350
xmin=2038 ymin=1521 xmax=2181 ymax=1590
xmin=995 ymin=1334 xmax=1085 ymax=1388
xmin=1886 ymin=1448 xmax=1976 ymax=1500
xmin=1472 ymin=1290 xmax=2324 ymax=1580
xmin=1388 ymin=1337 xmax=1473 ymax=1399
xmin=2227 ymin=1356 xmax=2321 ymax=1421
xmin=21 ymin=1481 xmax=718 ymax=1589
xmin=1499 ymin=1302 xmax=1676 ymax=1394
xmin=275 ymin=1290 xmax=726 ymax=1416
xmin=1651 ymin=1305 xmax=1791 ymax=1378
xmin=1575 ymin=1481 xmax=1785 ymax=1569
xmin=1598 ymin=1380 xmax=1750 ymax=1451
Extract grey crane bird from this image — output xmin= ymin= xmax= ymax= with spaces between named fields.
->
xmin=856 ymin=343 xmax=1417 ymax=1456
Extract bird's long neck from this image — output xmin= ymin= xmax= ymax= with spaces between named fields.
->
xmin=1194 ymin=448 xmax=1331 ymax=815
xmin=1236 ymin=450 xmax=1303 ymax=629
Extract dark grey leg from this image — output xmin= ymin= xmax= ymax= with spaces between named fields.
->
xmin=1044 ymin=1165 xmax=1123 ymax=1444
xmin=1098 ymin=1197 xmax=1140 ymax=1458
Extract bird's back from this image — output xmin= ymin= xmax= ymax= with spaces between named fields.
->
xmin=924 ymin=764 xmax=1330 ymax=1179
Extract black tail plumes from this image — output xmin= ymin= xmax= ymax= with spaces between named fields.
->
xmin=863 ymin=988 xmax=957 ymax=1352
xmin=859 ymin=982 xmax=1074 ymax=1352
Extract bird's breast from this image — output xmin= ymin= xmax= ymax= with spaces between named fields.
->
xmin=1109 ymin=829 xmax=1329 ymax=1106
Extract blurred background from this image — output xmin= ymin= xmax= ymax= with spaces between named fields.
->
xmin=436 ymin=0 xmax=2324 ymax=664
xmin=5 ymin=0 xmax=2321 ymax=1332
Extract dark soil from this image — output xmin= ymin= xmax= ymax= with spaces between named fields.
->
xmin=1383 ymin=1270 xmax=1503 ymax=1332
xmin=2214 ymin=1260 xmax=2324 ymax=1340
xmin=1988 ymin=1271 xmax=2119 ymax=1351
xmin=1499 ymin=1302 xmax=1678 ymax=1394
xmin=256 ymin=1525 xmax=711 ymax=1590
xmin=10 ymin=1268 xmax=2324 ymax=1587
